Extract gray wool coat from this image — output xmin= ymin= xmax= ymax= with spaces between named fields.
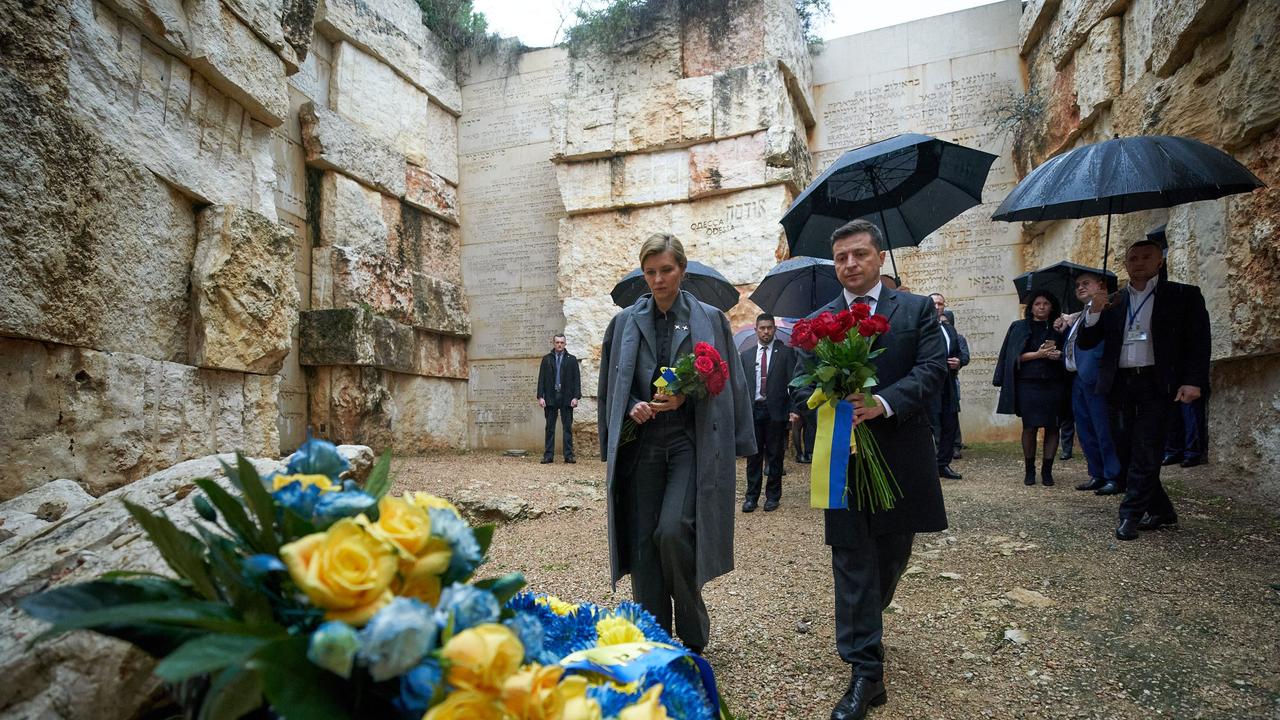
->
xmin=598 ymin=291 xmax=756 ymax=589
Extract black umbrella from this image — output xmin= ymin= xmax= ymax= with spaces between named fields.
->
xmin=1012 ymin=261 xmax=1119 ymax=313
xmin=992 ymin=135 xmax=1265 ymax=273
xmin=748 ymin=256 xmax=842 ymax=318
xmin=610 ymin=260 xmax=739 ymax=312
xmin=781 ymin=133 xmax=999 ymax=280
xmin=734 ymin=325 xmax=793 ymax=353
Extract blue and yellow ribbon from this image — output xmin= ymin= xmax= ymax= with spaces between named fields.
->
xmin=653 ymin=367 xmax=678 ymax=394
xmin=810 ymin=398 xmax=857 ymax=509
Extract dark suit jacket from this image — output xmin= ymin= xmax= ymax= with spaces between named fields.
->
xmin=792 ymin=289 xmax=949 ymax=542
xmin=1076 ymin=279 xmax=1211 ymax=397
xmin=537 ymin=351 xmax=581 ymax=407
xmin=740 ymin=340 xmax=797 ymax=422
xmin=936 ymin=321 xmax=969 ymax=413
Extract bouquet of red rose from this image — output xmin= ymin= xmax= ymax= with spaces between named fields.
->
xmin=620 ymin=342 xmax=728 ymax=444
xmin=789 ymin=304 xmax=900 ymax=512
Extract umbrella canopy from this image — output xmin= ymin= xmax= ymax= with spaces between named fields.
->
xmin=748 ymin=256 xmax=843 ymax=318
xmin=610 ymin=260 xmax=739 ymax=312
xmin=734 ymin=324 xmax=793 ymax=353
xmin=992 ymin=135 xmax=1265 ymax=272
xmin=1012 ymin=261 xmax=1119 ymax=313
xmin=781 ymin=133 xmax=999 ymax=277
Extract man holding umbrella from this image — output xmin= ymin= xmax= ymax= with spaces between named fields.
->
xmin=1079 ymin=239 xmax=1211 ymax=540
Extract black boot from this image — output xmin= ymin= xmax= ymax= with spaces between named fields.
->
xmin=1023 ymin=458 xmax=1036 ymax=486
xmin=1040 ymin=457 xmax=1055 ymax=486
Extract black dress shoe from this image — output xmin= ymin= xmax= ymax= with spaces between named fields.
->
xmin=763 ymin=500 xmax=780 ymax=512
xmin=1059 ymin=450 xmax=1073 ymax=461
xmin=1180 ymin=456 xmax=1206 ymax=468
xmin=1137 ymin=513 xmax=1177 ymax=530
xmin=742 ymin=499 xmax=758 ymax=513
xmin=1115 ymin=517 xmax=1140 ymax=541
xmin=1161 ymin=453 xmax=1184 ymax=466
xmin=1076 ymin=477 xmax=1106 ymax=491
xmin=540 ymin=457 xmax=554 ymax=464
xmin=938 ymin=465 xmax=963 ymax=480
xmin=563 ymin=457 xmax=576 ymax=463
xmin=1094 ymin=480 xmax=1123 ymax=496
xmin=831 ymin=676 xmax=887 ymax=720
xmin=798 ymin=453 xmax=812 ymax=464
xmin=952 ymin=450 xmax=963 ymax=460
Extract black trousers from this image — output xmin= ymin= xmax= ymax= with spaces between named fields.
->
xmin=930 ymin=405 xmax=959 ymax=467
xmin=622 ymin=420 xmax=708 ymax=648
xmin=543 ymin=403 xmax=574 ymax=460
xmin=1110 ymin=370 xmax=1176 ymax=521
xmin=746 ymin=402 xmax=786 ymax=502
xmin=832 ymin=508 xmax=914 ymax=679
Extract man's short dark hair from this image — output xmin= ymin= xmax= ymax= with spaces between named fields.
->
xmin=830 ymin=219 xmax=885 ymax=252
xmin=756 ymin=313 xmax=775 ymax=325
xmin=1127 ymin=239 xmax=1162 ymax=253
xmin=552 ymin=333 xmax=566 ymax=341
xmin=928 ymin=293 xmax=945 ymax=302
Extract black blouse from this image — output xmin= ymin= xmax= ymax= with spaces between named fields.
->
xmin=1017 ymin=320 xmax=1064 ymax=380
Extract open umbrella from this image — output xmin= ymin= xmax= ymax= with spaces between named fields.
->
xmin=1012 ymin=261 xmax=1119 ymax=313
xmin=992 ymin=135 xmax=1265 ymax=273
xmin=781 ymin=133 xmax=998 ymax=280
xmin=748 ymin=257 xmax=842 ymax=318
xmin=610 ymin=260 xmax=739 ymax=312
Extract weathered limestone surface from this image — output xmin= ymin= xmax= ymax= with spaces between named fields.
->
xmin=309 ymin=366 xmax=468 ymax=452
xmin=1046 ymin=0 xmax=1129 ymax=70
xmin=1073 ymin=16 xmax=1122 ymax=126
xmin=404 ymin=163 xmax=460 ymax=224
xmin=1148 ymin=0 xmax=1244 ymax=78
xmin=0 ymin=338 xmax=281 ymax=501
xmin=331 ymin=41 xmax=433 ymax=167
xmin=300 ymin=101 xmax=407 ymax=196
xmin=190 ymin=205 xmax=300 ymax=374
xmin=0 ymin=454 xmax=285 ymax=720
xmin=1208 ymin=355 xmax=1280 ymax=505
xmin=187 ymin=0 xmax=291 ymax=125
xmin=300 ymin=307 xmax=468 ymax=379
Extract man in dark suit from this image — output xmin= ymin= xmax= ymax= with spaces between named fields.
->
xmin=928 ymin=294 xmax=968 ymax=480
xmin=793 ymin=219 xmax=948 ymax=720
xmin=536 ymin=333 xmax=581 ymax=463
xmin=740 ymin=313 xmax=797 ymax=512
xmin=1079 ymin=239 xmax=1210 ymax=540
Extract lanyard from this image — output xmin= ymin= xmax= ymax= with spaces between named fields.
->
xmin=1125 ymin=288 xmax=1154 ymax=330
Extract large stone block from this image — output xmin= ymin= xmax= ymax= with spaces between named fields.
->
xmin=394 ymin=203 xmax=463 ymax=285
xmin=331 ymin=41 xmax=431 ymax=166
xmin=299 ymin=101 xmax=407 ymax=196
xmin=426 ymin=100 xmax=460 ymax=183
xmin=1046 ymin=0 xmax=1129 ymax=70
xmin=711 ymin=61 xmax=793 ymax=139
xmin=1149 ymin=0 xmax=1244 ymax=78
xmin=68 ymin=0 xmax=278 ymax=214
xmin=309 ymin=366 xmax=468 ymax=451
xmin=419 ymin=30 xmax=462 ymax=115
xmin=0 ymin=338 xmax=280 ymax=500
xmin=187 ymin=0 xmax=290 ymax=126
xmin=413 ymin=274 xmax=471 ymax=337
xmin=404 ymin=164 xmax=460 ymax=224
xmin=222 ymin=0 xmax=300 ymax=72
xmin=1073 ymin=15 xmax=1122 ymax=126
xmin=190 ymin=205 xmax=299 ymax=374
xmin=318 ymin=170 xmax=390 ymax=252
xmin=299 ymin=307 xmax=467 ymax=378
xmin=614 ymin=75 xmax=715 ymax=155
xmin=315 ymin=0 xmax=425 ymax=83
xmin=690 ymin=128 xmax=807 ymax=198
xmin=1019 ymin=0 xmax=1061 ymax=53
xmin=1207 ymin=355 xmax=1280 ymax=504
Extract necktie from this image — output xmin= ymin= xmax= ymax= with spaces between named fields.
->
xmin=850 ymin=295 xmax=872 ymax=311
xmin=759 ymin=345 xmax=769 ymax=395
xmin=554 ymin=353 xmax=562 ymax=391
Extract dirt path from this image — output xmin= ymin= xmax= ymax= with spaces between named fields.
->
xmin=392 ymin=445 xmax=1280 ymax=720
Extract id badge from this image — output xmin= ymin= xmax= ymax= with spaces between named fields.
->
xmin=1124 ymin=328 xmax=1148 ymax=344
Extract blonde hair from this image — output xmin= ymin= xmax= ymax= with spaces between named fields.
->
xmin=638 ymin=233 xmax=688 ymax=270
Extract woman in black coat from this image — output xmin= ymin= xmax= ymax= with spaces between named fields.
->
xmin=993 ymin=291 xmax=1066 ymax=486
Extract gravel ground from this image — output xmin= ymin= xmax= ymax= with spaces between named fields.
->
xmin=392 ymin=445 xmax=1280 ymax=720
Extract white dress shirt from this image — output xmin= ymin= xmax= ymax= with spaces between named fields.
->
xmin=1063 ymin=313 xmax=1084 ymax=372
xmin=839 ymin=282 xmax=893 ymax=417
xmin=754 ymin=342 xmax=773 ymax=401
xmin=1085 ymin=276 xmax=1157 ymax=368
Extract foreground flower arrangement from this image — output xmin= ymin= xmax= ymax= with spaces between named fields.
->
xmin=20 ymin=439 xmax=725 ymax=719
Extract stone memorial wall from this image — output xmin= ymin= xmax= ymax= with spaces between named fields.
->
xmin=810 ymin=0 xmax=1026 ymax=441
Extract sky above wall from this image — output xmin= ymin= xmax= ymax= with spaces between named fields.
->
xmin=472 ymin=0 xmax=998 ymax=48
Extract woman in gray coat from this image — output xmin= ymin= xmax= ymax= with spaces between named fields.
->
xmin=598 ymin=234 xmax=755 ymax=653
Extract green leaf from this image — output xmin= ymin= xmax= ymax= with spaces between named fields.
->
xmin=225 ymin=455 xmax=278 ymax=554
xmin=473 ymin=524 xmax=496 ymax=558
xmin=155 ymin=634 xmax=273 ymax=682
xmin=815 ymin=365 xmax=837 ymax=382
xmin=199 ymin=665 xmax=264 ymax=720
xmin=471 ymin=572 xmax=526 ymax=604
xmin=251 ymin=637 xmax=353 ymax=719
xmin=363 ymin=450 xmax=394 ymax=500
xmin=31 ymin=601 xmax=255 ymax=644
xmin=123 ymin=501 xmax=219 ymax=600
xmin=195 ymin=478 xmax=264 ymax=553
xmin=193 ymin=494 xmax=218 ymax=523
xmin=21 ymin=577 xmax=193 ymax=623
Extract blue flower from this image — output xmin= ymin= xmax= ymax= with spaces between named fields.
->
xmin=313 ymin=490 xmax=377 ymax=528
xmin=435 ymin=583 xmax=500 ymax=633
xmin=392 ymin=658 xmax=443 ymax=719
xmin=587 ymin=682 xmax=644 ymax=717
xmin=243 ymin=554 xmax=286 ymax=578
xmin=428 ymin=508 xmax=483 ymax=581
xmin=272 ymin=478 xmax=324 ymax=519
xmin=357 ymin=597 xmax=439 ymax=681
xmin=504 ymin=611 xmax=545 ymax=664
xmin=287 ymin=435 xmax=349 ymax=480
xmin=645 ymin=662 xmax=715 ymax=720
xmin=307 ymin=621 xmax=360 ymax=678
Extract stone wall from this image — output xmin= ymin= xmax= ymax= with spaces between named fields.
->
xmin=1016 ymin=0 xmax=1280 ymax=491
xmin=809 ymin=0 xmax=1027 ymax=441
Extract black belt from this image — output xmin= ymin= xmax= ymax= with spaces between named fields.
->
xmin=1118 ymin=366 xmax=1155 ymax=375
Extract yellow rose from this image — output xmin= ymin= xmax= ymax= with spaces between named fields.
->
xmin=595 ymin=616 xmax=645 ymax=646
xmin=405 ymin=491 xmax=462 ymax=517
xmin=271 ymin=473 xmax=337 ymax=493
xmin=441 ymin=623 xmax=525 ymax=694
xmin=279 ymin=518 xmax=396 ymax=626
xmin=535 ymin=594 xmax=579 ymax=616
xmin=393 ymin=568 xmax=442 ymax=606
xmin=560 ymin=676 xmax=602 ymax=720
xmin=619 ymin=686 xmax=668 ymax=720
xmin=423 ymin=690 xmax=505 ymax=720
xmin=367 ymin=495 xmax=432 ymax=557
xmin=501 ymin=663 xmax=567 ymax=720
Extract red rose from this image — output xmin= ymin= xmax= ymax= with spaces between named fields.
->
xmin=834 ymin=309 xmax=855 ymax=336
xmin=860 ymin=314 xmax=890 ymax=336
xmin=850 ymin=302 xmax=872 ymax=321
xmin=694 ymin=342 xmax=715 ymax=357
xmin=705 ymin=362 xmax=728 ymax=395
xmin=870 ymin=314 xmax=891 ymax=335
xmin=858 ymin=322 xmax=876 ymax=337
xmin=812 ymin=312 xmax=839 ymax=340
xmin=790 ymin=321 xmax=819 ymax=351
xmin=694 ymin=355 xmax=715 ymax=374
